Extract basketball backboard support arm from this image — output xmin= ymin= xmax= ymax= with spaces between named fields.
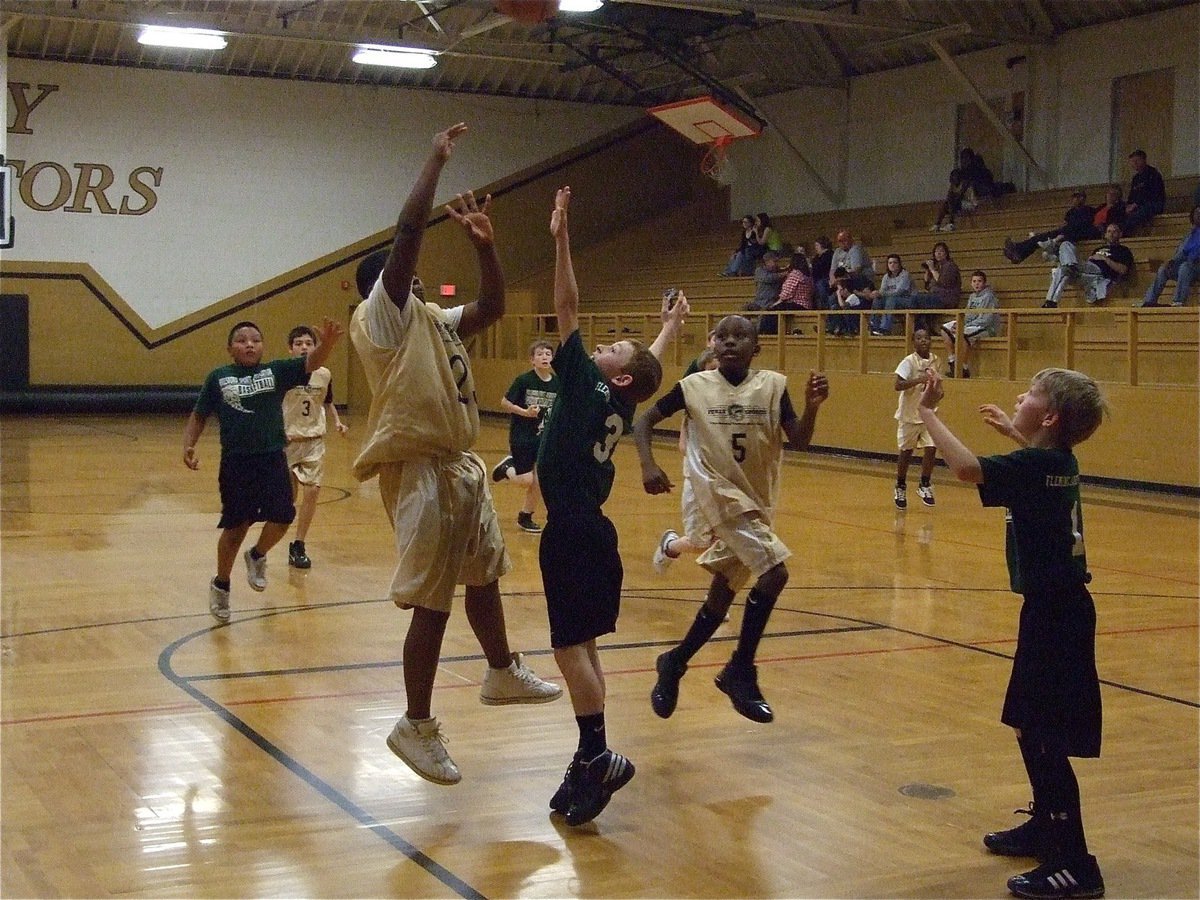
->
xmin=730 ymin=84 xmax=842 ymax=207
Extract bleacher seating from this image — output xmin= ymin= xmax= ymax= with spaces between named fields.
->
xmin=515 ymin=175 xmax=1198 ymax=385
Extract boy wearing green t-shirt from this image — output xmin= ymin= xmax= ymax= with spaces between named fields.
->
xmin=539 ymin=186 xmax=662 ymax=828
xmin=492 ymin=339 xmax=559 ymax=533
xmin=918 ymin=367 xmax=1108 ymax=900
xmin=183 ymin=318 xmax=343 ymax=622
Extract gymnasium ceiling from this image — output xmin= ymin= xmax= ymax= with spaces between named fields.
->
xmin=4 ymin=0 xmax=1193 ymax=127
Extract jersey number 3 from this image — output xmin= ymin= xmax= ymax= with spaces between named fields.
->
xmin=593 ymin=413 xmax=623 ymax=463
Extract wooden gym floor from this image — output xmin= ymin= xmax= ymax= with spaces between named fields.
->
xmin=1 ymin=413 xmax=1196 ymax=899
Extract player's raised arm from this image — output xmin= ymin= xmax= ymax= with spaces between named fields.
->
xmin=551 ymin=186 xmax=578 ymax=342
xmin=304 ymin=317 xmax=344 ymax=373
xmin=380 ymin=123 xmax=467 ymax=311
xmin=450 ymin=190 xmax=506 ymax=338
xmin=649 ymin=290 xmax=690 ymax=361
xmin=918 ymin=371 xmax=984 ymax=483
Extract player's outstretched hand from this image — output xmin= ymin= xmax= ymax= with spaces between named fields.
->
xmin=919 ymin=369 xmax=943 ymax=408
xmin=335 ymin=421 xmax=350 ymax=436
xmin=979 ymin=403 xmax=1019 ymax=441
xmin=445 ymin=191 xmax=494 ymax=246
xmin=433 ymin=123 xmax=468 ymax=162
xmin=183 ymin=446 xmax=200 ymax=470
xmin=642 ymin=466 xmax=673 ymax=495
xmin=550 ymin=186 xmax=570 ymax=238
xmin=661 ymin=290 xmax=690 ymax=330
xmin=316 ymin=316 xmax=345 ymax=348
xmin=805 ymin=371 xmax=830 ymax=406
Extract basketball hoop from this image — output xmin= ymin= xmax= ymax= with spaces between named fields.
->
xmin=700 ymin=135 xmax=734 ymax=183
xmin=646 ymin=96 xmax=760 ymax=187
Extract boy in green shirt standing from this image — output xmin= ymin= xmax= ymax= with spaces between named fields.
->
xmin=918 ymin=367 xmax=1108 ymax=900
xmin=492 ymin=339 xmax=558 ymax=533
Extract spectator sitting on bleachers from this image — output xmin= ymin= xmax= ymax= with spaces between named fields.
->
xmin=941 ymin=269 xmax=998 ymax=378
xmin=932 ymin=166 xmax=970 ymax=233
xmin=776 ymin=253 xmax=814 ymax=310
xmin=722 ymin=215 xmax=758 ymax=277
xmin=1003 ymin=190 xmax=1096 ymax=264
xmin=865 ymin=253 xmax=915 ymax=336
xmin=1043 ymin=223 xmax=1135 ymax=309
xmin=959 ymin=147 xmax=997 ymax=204
xmin=1138 ymin=204 xmax=1200 ymax=308
xmin=830 ymin=229 xmax=873 ymax=292
xmin=753 ymin=213 xmax=784 ymax=257
xmin=829 ymin=268 xmax=866 ymax=337
xmin=1090 ymin=184 xmax=1127 ymax=233
xmin=1123 ymin=149 xmax=1166 ymax=235
xmin=909 ymin=241 xmax=963 ymax=331
xmin=746 ymin=250 xmax=787 ymax=315
xmin=758 ymin=253 xmax=813 ymax=336
xmin=810 ymin=236 xmax=834 ymax=310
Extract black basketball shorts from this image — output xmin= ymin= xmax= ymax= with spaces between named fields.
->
xmin=539 ymin=511 xmax=622 ymax=649
xmin=218 ymin=450 xmax=296 ymax=529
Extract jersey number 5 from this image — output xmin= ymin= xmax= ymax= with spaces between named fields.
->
xmin=732 ymin=431 xmax=747 ymax=463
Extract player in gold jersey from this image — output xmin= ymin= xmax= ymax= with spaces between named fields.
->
xmin=634 ymin=315 xmax=828 ymax=723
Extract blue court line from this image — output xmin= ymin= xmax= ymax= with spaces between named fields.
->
xmin=156 ymin=625 xmax=487 ymax=900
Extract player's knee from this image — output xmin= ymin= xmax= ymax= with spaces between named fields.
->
xmin=757 ymin=562 xmax=788 ymax=597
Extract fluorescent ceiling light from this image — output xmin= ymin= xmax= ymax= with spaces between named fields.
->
xmin=559 ymin=0 xmax=604 ymax=11
xmin=138 ymin=26 xmax=227 ymax=50
xmin=352 ymin=45 xmax=438 ymax=69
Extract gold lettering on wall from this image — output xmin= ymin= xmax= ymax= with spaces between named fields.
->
xmin=121 ymin=167 xmax=163 ymax=215
xmin=67 ymin=163 xmax=117 ymax=214
xmin=6 ymin=82 xmax=59 ymax=134
xmin=6 ymin=80 xmax=163 ymax=216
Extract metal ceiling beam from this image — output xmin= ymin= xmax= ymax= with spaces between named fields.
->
xmin=610 ymin=0 xmax=1052 ymax=44
xmin=609 ymin=0 xmax=935 ymax=34
xmin=1022 ymin=0 xmax=1058 ymax=36
xmin=6 ymin=6 xmax=563 ymax=68
xmin=731 ymin=84 xmax=840 ymax=207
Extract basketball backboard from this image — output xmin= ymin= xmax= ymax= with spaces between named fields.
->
xmin=647 ymin=96 xmax=763 ymax=145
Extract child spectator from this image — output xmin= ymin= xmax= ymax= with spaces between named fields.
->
xmin=941 ymin=270 xmax=998 ymax=377
xmin=1090 ymin=185 xmax=1126 ymax=233
xmin=183 ymin=317 xmax=343 ymax=621
xmin=892 ymin=328 xmax=940 ymax=509
xmin=918 ymin=367 xmax=1108 ymax=900
xmin=282 ymin=324 xmax=349 ymax=569
xmin=776 ymin=252 xmax=814 ymax=310
xmin=350 ymin=123 xmax=562 ymax=787
xmin=492 ymin=339 xmax=559 ymax=533
xmin=830 ymin=269 xmax=866 ymax=336
xmin=634 ymin=315 xmax=829 ymax=725
xmin=539 ymin=186 xmax=662 ymax=827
